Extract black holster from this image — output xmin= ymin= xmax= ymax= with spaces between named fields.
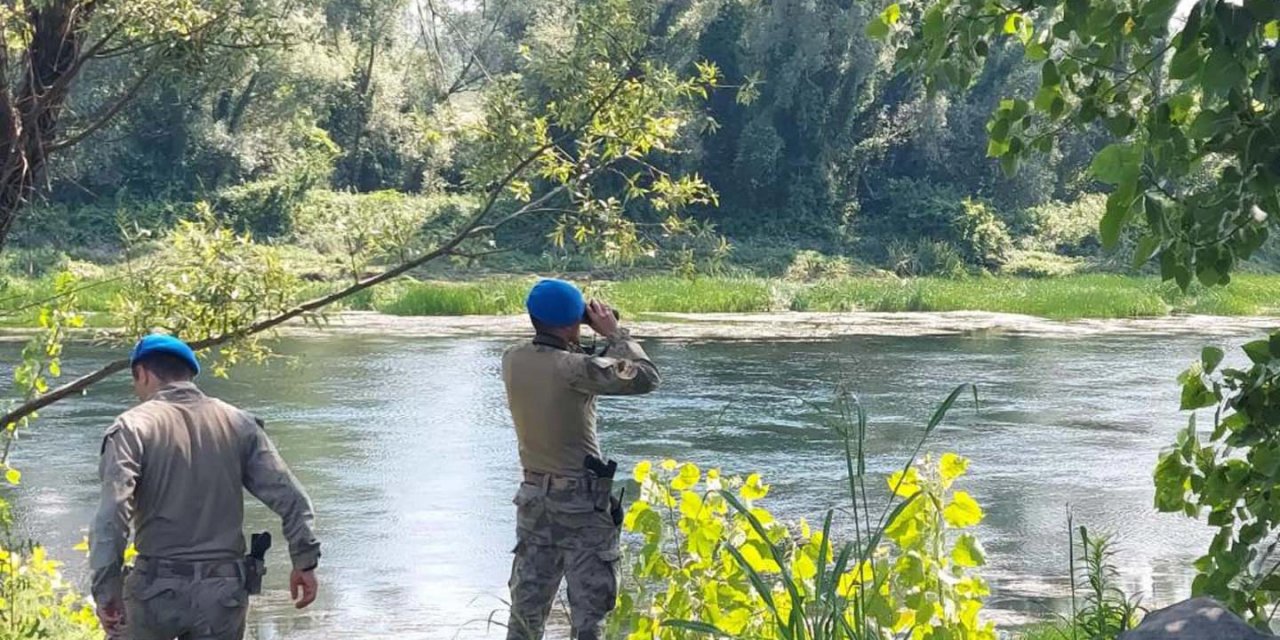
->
xmin=244 ymin=532 xmax=272 ymax=596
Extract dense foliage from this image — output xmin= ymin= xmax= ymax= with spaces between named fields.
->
xmin=2 ymin=0 xmax=1155 ymax=277
xmin=1156 ymin=332 xmax=1280 ymax=626
xmin=880 ymin=0 xmax=1280 ymax=285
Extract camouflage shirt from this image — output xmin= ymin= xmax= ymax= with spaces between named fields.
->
xmin=502 ymin=329 xmax=660 ymax=476
xmin=89 ymin=382 xmax=320 ymax=603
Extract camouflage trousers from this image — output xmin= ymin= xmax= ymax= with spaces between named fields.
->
xmin=507 ymin=474 xmax=621 ymax=640
xmin=121 ymin=561 xmax=249 ymax=640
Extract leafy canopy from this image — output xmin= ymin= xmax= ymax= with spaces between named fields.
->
xmin=873 ymin=0 xmax=1280 ymax=288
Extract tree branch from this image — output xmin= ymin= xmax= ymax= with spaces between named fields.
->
xmin=0 ymin=33 xmax=652 ymax=430
xmin=46 ymin=57 xmax=162 ymax=153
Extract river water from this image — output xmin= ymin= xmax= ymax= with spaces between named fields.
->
xmin=5 ymin=323 xmax=1272 ymax=638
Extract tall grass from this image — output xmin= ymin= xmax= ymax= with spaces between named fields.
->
xmin=794 ymin=274 xmax=1280 ymax=319
xmin=0 ymin=274 xmax=124 ymax=327
xmin=3 ymin=270 xmax=1279 ymax=327
xmin=375 ymin=279 xmax=531 ymax=316
xmin=600 ymin=276 xmax=775 ymax=314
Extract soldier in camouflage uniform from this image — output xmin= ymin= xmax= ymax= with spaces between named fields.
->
xmin=90 ymin=335 xmax=322 ymax=640
xmin=503 ymin=279 xmax=660 ymax=640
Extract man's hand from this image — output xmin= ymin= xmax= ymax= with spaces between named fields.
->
xmin=586 ymin=300 xmax=620 ymax=337
xmin=97 ymin=596 xmax=125 ymax=637
xmin=290 ymin=568 xmax=318 ymax=609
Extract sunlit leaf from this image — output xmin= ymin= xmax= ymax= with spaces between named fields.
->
xmin=672 ymin=463 xmax=701 ymax=491
xmin=888 ymin=467 xmax=921 ymax=498
xmin=740 ymin=473 xmax=770 ymax=500
xmin=943 ymin=491 xmax=984 ymax=528
xmin=952 ymin=534 xmax=986 ymax=567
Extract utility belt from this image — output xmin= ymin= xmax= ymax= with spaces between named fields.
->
xmin=134 ymin=557 xmax=244 ymax=580
xmin=521 ymin=455 xmax=625 ymax=526
xmin=131 ymin=531 xmax=273 ymax=595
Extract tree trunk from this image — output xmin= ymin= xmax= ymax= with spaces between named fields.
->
xmin=0 ymin=1 xmax=90 ymax=252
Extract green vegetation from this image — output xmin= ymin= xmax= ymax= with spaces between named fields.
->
xmin=1158 ymin=332 xmax=1280 ymax=624
xmin=797 ymin=274 xmax=1280 ymax=319
xmin=5 ymin=271 xmax=1280 ymax=326
xmin=614 ymin=385 xmax=994 ymax=639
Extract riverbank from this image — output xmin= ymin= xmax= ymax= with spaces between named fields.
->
xmin=289 ymin=310 xmax=1280 ymax=341
xmin=315 ymin=273 xmax=1280 ymax=319
xmin=3 ymin=272 xmax=1280 ymax=330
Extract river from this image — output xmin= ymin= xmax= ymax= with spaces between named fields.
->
xmin=5 ymin=317 xmax=1273 ymax=638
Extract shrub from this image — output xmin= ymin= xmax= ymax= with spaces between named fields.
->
xmin=616 ymin=385 xmax=993 ymax=640
xmin=0 ymin=502 xmax=99 ymax=640
xmin=863 ymin=179 xmax=1011 ymax=271
xmin=956 ymin=199 xmax=1012 ymax=269
xmin=887 ymin=239 xmax=969 ymax=278
xmin=290 ymin=191 xmax=476 ymax=279
xmin=1017 ymin=195 xmax=1106 ymax=256
xmin=784 ymin=250 xmax=855 ymax=282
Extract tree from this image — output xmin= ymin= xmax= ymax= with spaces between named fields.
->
xmin=0 ymin=0 xmax=720 ymax=439
xmin=874 ymin=0 xmax=1279 ymax=286
xmin=0 ymin=0 xmax=291 ymax=253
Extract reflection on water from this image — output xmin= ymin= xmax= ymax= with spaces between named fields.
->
xmin=4 ymin=329 xmax=1263 ymax=638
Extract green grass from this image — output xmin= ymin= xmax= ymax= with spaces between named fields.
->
xmin=598 ymin=277 xmax=776 ymax=314
xmin=0 ymin=273 xmax=125 ymax=328
xmin=2 ymin=270 xmax=1279 ymax=327
xmin=1013 ymin=623 xmax=1076 ymax=640
xmin=793 ymin=273 xmax=1280 ymax=319
xmin=375 ymin=279 xmax=531 ymax=316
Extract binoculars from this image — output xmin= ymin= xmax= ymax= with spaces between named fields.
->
xmin=582 ymin=307 xmax=621 ymax=324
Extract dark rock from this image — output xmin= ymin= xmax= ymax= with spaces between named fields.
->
xmin=1120 ymin=597 xmax=1276 ymax=640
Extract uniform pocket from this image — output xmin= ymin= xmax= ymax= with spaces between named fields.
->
xmin=126 ymin=574 xmax=181 ymax=602
xmin=512 ymin=483 xmax=542 ymax=507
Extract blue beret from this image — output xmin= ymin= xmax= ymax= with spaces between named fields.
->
xmin=130 ymin=334 xmax=200 ymax=377
xmin=526 ymin=278 xmax=585 ymax=327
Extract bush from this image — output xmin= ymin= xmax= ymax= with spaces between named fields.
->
xmin=862 ymin=179 xmax=1011 ymax=271
xmin=1000 ymin=250 xmax=1089 ymax=278
xmin=784 ymin=250 xmax=854 ymax=282
xmin=887 ymin=239 xmax=969 ymax=278
xmin=616 ymin=454 xmax=993 ymax=640
xmin=956 ymin=198 xmax=1012 ymax=269
xmin=613 ymin=386 xmax=993 ymax=640
xmin=0 ymin=501 xmax=99 ymax=640
xmin=290 ymin=190 xmax=475 ymax=279
xmin=1017 ymin=194 xmax=1106 ymax=256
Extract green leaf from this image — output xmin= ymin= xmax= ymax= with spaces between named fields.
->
xmin=1003 ymin=14 xmax=1020 ymax=34
xmin=1202 ymin=49 xmax=1246 ymax=96
xmin=1180 ymin=377 xmax=1217 ymax=410
xmin=1090 ymin=143 xmax=1143 ymax=185
xmin=1243 ymin=339 xmax=1273 ymax=364
xmin=944 ymin=491 xmax=983 ymax=528
xmin=1201 ymin=347 xmax=1225 ymax=373
xmin=866 ymin=17 xmax=890 ymax=39
xmin=923 ymin=5 xmax=945 ymax=39
xmin=1041 ymin=60 xmax=1060 ymax=87
xmin=662 ymin=620 xmax=735 ymax=637
xmin=987 ymin=137 xmax=1011 ymax=158
xmin=952 ymin=534 xmax=986 ymax=567
xmin=1105 ymin=114 xmax=1136 ymax=137
xmin=1267 ymin=21 xmax=1279 ymax=40
xmin=1100 ymin=189 xmax=1137 ymax=249
xmin=882 ymin=3 xmax=901 ymax=25
xmin=1133 ymin=234 xmax=1160 ymax=268
xmin=1169 ymin=40 xmax=1203 ymax=80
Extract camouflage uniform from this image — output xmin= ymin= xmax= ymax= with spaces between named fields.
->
xmin=90 ymin=382 xmax=320 ymax=640
xmin=502 ymin=329 xmax=659 ymax=640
